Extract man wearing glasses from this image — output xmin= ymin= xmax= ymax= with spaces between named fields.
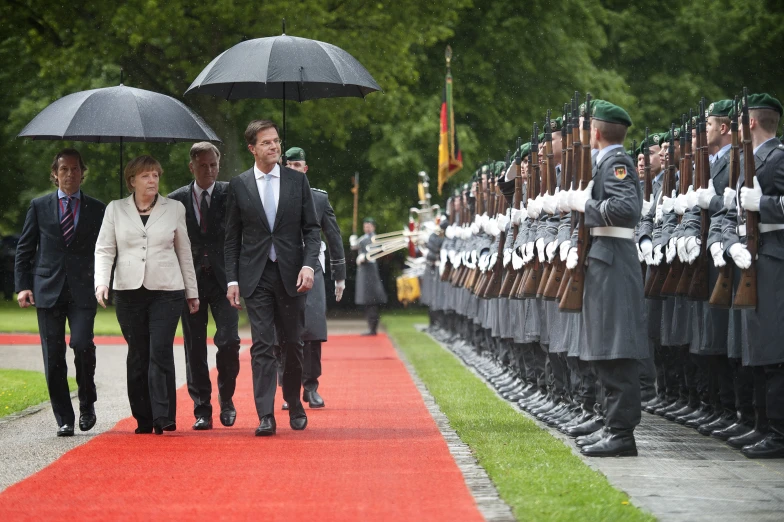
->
xmin=224 ymin=120 xmax=321 ymax=436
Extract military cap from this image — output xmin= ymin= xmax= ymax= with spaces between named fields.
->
xmin=518 ymin=142 xmax=531 ymax=158
xmin=285 ymin=146 xmax=306 ymax=161
xmin=747 ymin=93 xmax=783 ymax=116
xmin=538 ymin=132 xmax=545 ymax=142
xmin=494 ymin=160 xmax=506 ymax=177
xmin=591 ymin=99 xmax=633 ymax=127
xmin=549 ymin=116 xmax=563 ymax=132
xmin=706 ymin=100 xmax=733 ymax=118
xmin=363 ymin=217 xmax=377 ymax=225
xmin=641 ymin=132 xmax=665 ymax=150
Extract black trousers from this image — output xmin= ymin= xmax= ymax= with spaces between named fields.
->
xmin=245 ymin=262 xmax=306 ymax=419
xmin=276 ymin=340 xmax=323 ymax=393
xmin=365 ymin=305 xmax=379 ymax=333
xmin=592 ymin=358 xmax=642 ymax=432
xmin=181 ymin=269 xmax=241 ymax=418
xmin=115 ymin=287 xmax=184 ymax=428
xmin=36 ymin=282 xmax=97 ymax=427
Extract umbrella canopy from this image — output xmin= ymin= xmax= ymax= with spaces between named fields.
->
xmin=184 ymin=35 xmax=382 ymax=101
xmin=19 ymin=85 xmax=221 ymax=143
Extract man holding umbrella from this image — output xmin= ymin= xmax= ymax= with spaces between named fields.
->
xmin=15 ymin=149 xmax=105 ymax=436
xmin=225 ymin=120 xmax=321 ymax=436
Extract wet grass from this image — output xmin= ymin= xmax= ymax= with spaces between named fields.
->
xmin=384 ymin=314 xmax=654 ymax=522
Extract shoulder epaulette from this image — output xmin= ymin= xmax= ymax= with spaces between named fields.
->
xmin=777 ymin=144 xmax=784 ymax=150
xmin=312 ymin=188 xmax=328 ymax=194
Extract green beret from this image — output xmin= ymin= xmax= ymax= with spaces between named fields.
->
xmin=363 ymin=217 xmax=376 ymax=225
xmin=518 ymin=142 xmax=531 ymax=158
xmin=285 ymin=146 xmax=306 ymax=161
xmin=641 ymin=132 xmax=666 ymax=150
xmin=548 ymin=116 xmax=563 ymax=132
xmin=538 ymin=132 xmax=545 ymax=142
xmin=747 ymin=93 xmax=783 ymax=116
xmin=591 ymin=99 xmax=633 ymax=127
xmin=494 ymin=160 xmax=506 ymax=177
xmin=707 ymin=100 xmax=733 ymax=118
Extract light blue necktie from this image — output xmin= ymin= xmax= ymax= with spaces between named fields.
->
xmin=264 ymin=174 xmax=277 ymax=261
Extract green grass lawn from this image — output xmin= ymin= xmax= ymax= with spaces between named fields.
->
xmin=0 ymin=369 xmax=76 ymax=418
xmin=383 ymin=313 xmax=654 ymax=522
xmin=0 ymin=299 xmax=246 ymax=337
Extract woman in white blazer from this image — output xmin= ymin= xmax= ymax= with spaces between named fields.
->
xmin=95 ymin=155 xmax=199 ymax=435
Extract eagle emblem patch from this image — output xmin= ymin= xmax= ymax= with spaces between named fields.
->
xmin=614 ymin=166 xmax=628 ymax=180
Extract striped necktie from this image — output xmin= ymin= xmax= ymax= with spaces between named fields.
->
xmin=61 ymin=196 xmax=75 ymax=246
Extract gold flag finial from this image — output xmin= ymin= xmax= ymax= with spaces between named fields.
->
xmin=445 ymin=45 xmax=452 ymax=68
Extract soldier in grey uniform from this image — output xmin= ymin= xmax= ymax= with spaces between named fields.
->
xmin=351 ymin=217 xmax=388 ymax=335
xmin=278 ymin=147 xmax=346 ymax=410
xmin=565 ymin=100 xmax=646 ymax=457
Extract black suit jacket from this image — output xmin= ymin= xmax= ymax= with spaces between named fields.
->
xmin=15 ymin=190 xmax=105 ymax=309
xmin=224 ymin=166 xmax=321 ymax=297
xmin=311 ymin=189 xmax=346 ymax=281
xmin=167 ymin=181 xmax=230 ymax=289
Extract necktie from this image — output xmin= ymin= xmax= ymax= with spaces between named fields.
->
xmin=61 ymin=197 xmax=75 ymax=246
xmin=264 ymin=174 xmax=277 ymax=261
xmin=200 ymin=190 xmax=208 ymax=234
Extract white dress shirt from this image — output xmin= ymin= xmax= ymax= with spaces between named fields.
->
xmin=191 ymin=181 xmax=215 ymax=226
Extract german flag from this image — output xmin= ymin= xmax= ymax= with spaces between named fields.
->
xmin=438 ymin=69 xmax=463 ymax=194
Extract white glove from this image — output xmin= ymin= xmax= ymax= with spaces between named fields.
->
xmin=636 ymin=243 xmax=644 ymax=263
xmin=674 ymin=190 xmax=691 ymax=215
xmin=527 ymin=197 xmax=542 ymax=219
xmin=445 ymin=225 xmax=455 ymax=240
xmin=496 ymin=212 xmax=510 ymax=231
xmin=357 ymin=253 xmax=366 ymax=265
xmin=710 ymin=242 xmax=726 ymax=268
xmin=565 ymin=247 xmax=579 ymax=270
xmin=488 ymin=252 xmax=498 ymax=269
xmin=480 ymin=213 xmax=490 ymax=228
xmin=684 ymin=237 xmax=701 ymax=264
xmin=479 ymin=254 xmax=490 ymax=272
xmin=662 ymin=190 xmax=676 ymax=214
xmin=335 ymin=280 xmax=346 ymax=302
xmin=524 ymin=242 xmax=535 ymax=263
xmin=558 ymin=189 xmax=572 ymax=213
xmin=546 ymin=240 xmax=558 ymax=262
xmin=723 ymin=187 xmax=737 ymax=209
xmin=666 ymin=237 xmax=677 ymax=263
xmin=485 ymin=219 xmax=500 ymax=237
xmin=536 ymin=238 xmax=546 ymax=263
xmin=676 ymin=236 xmax=688 ymax=262
xmin=512 ymin=249 xmax=524 ymax=270
xmin=542 ymin=190 xmax=559 ymax=215
xmin=641 ymin=195 xmax=654 ymax=217
xmin=462 ymin=227 xmax=472 ymax=240
xmin=349 ymin=234 xmax=359 ymax=247
xmin=729 ymin=243 xmax=752 ymax=269
xmin=470 ymin=222 xmax=481 ymax=235
xmin=511 ymin=207 xmax=524 ymax=225
xmin=697 ymin=179 xmax=717 ymax=210
xmin=653 ymin=245 xmax=663 ymax=266
xmin=452 ymin=251 xmax=461 ymax=268
xmin=503 ymin=249 xmax=512 ymax=267
xmin=570 ymin=180 xmax=594 ymax=213
xmin=740 ymin=177 xmax=762 ymax=211
xmin=640 ymin=239 xmax=654 ymax=265
xmin=686 ymin=186 xmax=698 ymax=209
xmin=559 ymin=240 xmax=572 ymax=262
xmin=655 ymin=204 xmax=663 ymax=223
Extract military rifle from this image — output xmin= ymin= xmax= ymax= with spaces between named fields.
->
xmin=661 ymin=116 xmax=689 ymax=296
xmin=483 ymin=178 xmax=509 ymax=298
xmin=687 ymin=101 xmax=711 ymax=300
xmin=520 ymin=124 xmax=543 ymax=298
xmin=734 ymin=88 xmax=758 ymax=309
xmin=544 ymin=103 xmax=571 ymax=299
xmin=709 ymin=96 xmax=740 ymax=308
xmin=558 ymin=95 xmax=582 ymax=299
xmin=499 ymin=138 xmax=523 ymax=297
xmin=537 ymin=110 xmax=557 ymax=298
xmin=641 ymin=129 xmax=652 ymax=282
xmin=560 ymin=93 xmax=593 ymax=312
xmin=648 ymin=123 xmax=678 ymax=297
xmin=675 ymin=113 xmax=697 ymax=295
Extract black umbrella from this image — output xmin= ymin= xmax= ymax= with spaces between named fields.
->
xmin=184 ymin=23 xmax=381 ymax=152
xmin=19 ymin=84 xmax=221 ymax=197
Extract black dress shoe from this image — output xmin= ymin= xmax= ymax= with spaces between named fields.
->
xmin=697 ymin=411 xmax=736 ymax=436
xmin=581 ymin=432 xmax=638 ymax=457
xmin=290 ymin=412 xmax=308 ymax=431
xmin=308 ymin=390 xmax=325 ymax=408
xmin=665 ymin=404 xmax=695 ymax=421
xmin=712 ymin=420 xmax=754 ymax=441
xmin=255 ymin=415 xmax=277 ymax=436
xmin=192 ymin=416 xmax=213 ymax=430
xmin=153 ymin=419 xmax=176 ymax=435
xmin=727 ymin=427 xmax=768 ymax=449
xmin=676 ymin=404 xmax=710 ymax=425
xmin=566 ymin=416 xmax=605 ymax=438
xmin=57 ymin=424 xmax=74 ymax=437
xmin=741 ymin=432 xmax=784 ymax=459
xmin=360 ymin=331 xmax=377 ymax=336
xmin=643 ymin=396 xmax=666 ymax=413
xmin=282 ymin=402 xmax=289 ymax=411
xmin=575 ymin=428 xmax=606 ymax=448
xmin=654 ymin=399 xmax=685 ymax=416
xmin=79 ymin=405 xmax=97 ymax=432
xmin=303 ymin=390 xmax=311 ymax=403
xmin=683 ymin=409 xmax=716 ymax=428
xmin=135 ymin=426 xmax=153 ymax=434
xmin=219 ymin=398 xmax=236 ymax=427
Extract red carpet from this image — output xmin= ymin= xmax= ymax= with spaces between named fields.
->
xmin=0 ymin=334 xmax=483 ymax=521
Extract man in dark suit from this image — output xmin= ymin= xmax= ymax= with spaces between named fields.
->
xmin=225 ymin=120 xmax=321 ymax=436
xmin=15 ymin=149 xmax=106 ymax=436
xmin=168 ymin=142 xmax=241 ymax=431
